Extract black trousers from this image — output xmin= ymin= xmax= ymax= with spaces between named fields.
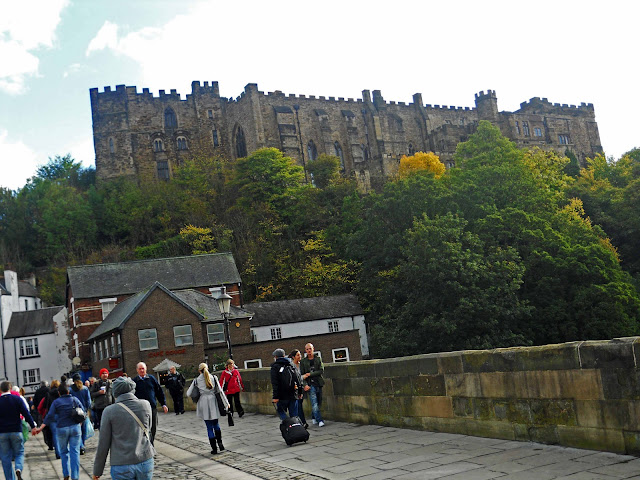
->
xmin=227 ymin=392 xmax=244 ymax=415
xmin=93 ymin=407 xmax=105 ymax=429
xmin=170 ymin=391 xmax=184 ymax=414
xmin=150 ymin=408 xmax=158 ymax=445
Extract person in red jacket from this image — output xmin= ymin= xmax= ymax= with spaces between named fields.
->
xmin=219 ymin=359 xmax=244 ymax=418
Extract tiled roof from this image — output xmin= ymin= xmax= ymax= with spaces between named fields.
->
xmin=0 ymin=280 xmax=39 ymax=298
xmin=67 ymin=253 xmax=241 ymax=299
xmin=4 ymin=306 xmax=63 ymax=338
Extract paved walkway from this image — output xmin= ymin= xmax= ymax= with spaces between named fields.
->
xmin=22 ymin=411 xmax=640 ymax=479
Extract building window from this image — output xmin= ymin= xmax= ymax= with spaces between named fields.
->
xmin=157 ymin=161 xmax=170 ymax=180
xmin=109 ymin=137 xmax=115 ymax=154
xmin=270 ymin=327 xmax=282 ymax=340
xmin=361 ymin=145 xmax=369 ymax=162
xmin=244 ymin=359 xmax=262 ymax=369
xmin=153 ymin=139 xmax=164 ymax=152
xmin=116 ymin=334 xmax=122 ymax=354
xmin=515 ymin=121 xmax=520 ymax=134
xmin=92 ymin=343 xmax=97 ymax=362
xmin=23 ymin=368 xmax=40 ymax=385
xmin=104 ymin=338 xmax=109 ymax=357
xmin=109 ymin=336 xmax=115 ymax=356
xmin=559 ymin=134 xmax=570 ymax=145
xmin=408 ymin=143 xmax=415 ymax=155
xmin=174 ymin=325 xmax=193 ymax=346
xmin=207 ymin=110 xmax=214 ymax=119
xmin=235 ymin=126 xmax=247 ymax=158
xmin=533 ymin=127 xmax=543 ymax=137
xmin=207 ymin=323 xmax=225 ymax=344
xmin=332 ymin=348 xmax=350 ymax=363
xmin=138 ymin=328 xmax=158 ymax=351
xmin=24 ymin=299 xmax=28 ymax=310
xmin=212 ymin=128 xmax=219 ymax=147
xmin=19 ymin=338 xmax=39 ymax=358
xmin=164 ymin=108 xmax=178 ymax=129
xmin=334 ymin=142 xmax=345 ymax=172
xmin=176 ymin=136 xmax=188 ymax=150
xmin=522 ymin=121 xmax=530 ymax=136
xmin=307 ymin=140 xmax=318 ymax=161
xmin=100 ymin=298 xmax=117 ymax=321
xmin=328 ymin=320 xmax=339 ymax=333
xmin=98 ymin=340 xmax=103 ymax=360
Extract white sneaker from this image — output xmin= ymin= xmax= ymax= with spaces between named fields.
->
xmin=311 ymin=419 xmax=317 ymax=424
xmin=318 ymin=421 xmax=325 ymax=427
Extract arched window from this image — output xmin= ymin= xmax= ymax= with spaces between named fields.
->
xmin=307 ymin=140 xmax=318 ymax=161
xmin=164 ymin=108 xmax=177 ymax=129
xmin=235 ymin=126 xmax=247 ymax=158
xmin=334 ymin=142 xmax=345 ymax=172
xmin=109 ymin=138 xmax=115 ymax=154
xmin=176 ymin=136 xmax=188 ymax=150
xmin=361 ymin=144 xmax=369 ymax=162
xmin=212 ymin=128 xmax=219 ymax=147
xmin=408 ymin=143 xmax=415 ymax=155
xmin=153 ymin=139 xmax=164 ymax=152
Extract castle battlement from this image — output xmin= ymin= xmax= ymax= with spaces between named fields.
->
xmin=518 ymin=96 xmax=595 ymax=114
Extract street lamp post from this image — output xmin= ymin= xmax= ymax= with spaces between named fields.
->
xmin=216 ymin=288 xmax=233 ymax=360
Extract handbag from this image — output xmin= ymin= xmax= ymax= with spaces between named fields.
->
xmin=189 ymin=379 xmax=200 ymax=403
xmin=215 ymin=391 xmax=228 ymax=417
xmin=84 ymin=416 xmax=95 ymax=439
xmin=21 ymin=419 xmax=30 ymax=443
xmin=71 ymin=406 xmax=86 ymax=424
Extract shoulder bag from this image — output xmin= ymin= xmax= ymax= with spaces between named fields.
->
xmin=189 ymin=379 xmax=200 ymax=403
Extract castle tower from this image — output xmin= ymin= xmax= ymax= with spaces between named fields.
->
xmin=475 ymin=90 xmax=499 ymax=121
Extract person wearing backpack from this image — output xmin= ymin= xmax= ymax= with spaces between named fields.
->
xmin=270 ymin=349 xmax=299 ymax=420
xmin=300 ymin=343 xmax=325 ymax=427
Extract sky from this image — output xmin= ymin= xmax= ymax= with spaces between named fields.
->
xmin=0 ymin=0 xmax=638 ymax=191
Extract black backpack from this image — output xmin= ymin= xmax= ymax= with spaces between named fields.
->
xmin=280 ymin=363 xmax=302 ymax=395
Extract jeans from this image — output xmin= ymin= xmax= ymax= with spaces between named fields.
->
xmin=56 ymin=423 xmax=82 ymax=479
xmin=0 ymin=432 xmax=24 ymax=479
xmin=309 ymin=385 xmax=323 ymax=423
xmin=275 ymin=398 xmax=298 ymax=420
xmin=111 ymin=457 xmax=154 ymax=480
xmin=49 ymin=421 xmax=60 ymax=457
xmin=204 ymin=419 xmax=221 ymax=438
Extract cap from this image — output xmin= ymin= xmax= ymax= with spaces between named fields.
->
xmin=272 ymin=348 xmax=286 ymax=358
xmin=112 ymin=376 xmax=136 ymax=397
xmin=72 ymin=374 xmax=81 ymax=382
xmin=99 ymin=368 xmax=109 ymax=376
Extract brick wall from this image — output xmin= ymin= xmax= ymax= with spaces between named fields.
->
xmin=237 ymin=338 xmax=640 ymax=455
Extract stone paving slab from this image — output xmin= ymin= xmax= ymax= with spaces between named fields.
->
xmin=21 ymin=411 xmax=640 ymax=479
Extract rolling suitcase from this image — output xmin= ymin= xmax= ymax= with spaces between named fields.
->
xmin=280 ymin=416 xmax=310 ymax=446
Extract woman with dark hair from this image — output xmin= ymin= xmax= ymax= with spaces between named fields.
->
xmin=70 ymin=374 xmax=91 ymax=455
xmin=289 ymin=349 xmax=308 ymax=428
xmin=186 ymin=362 xmax=230 ymax=454
xmin=42 ymin=380 xmax=61 ymax=458
xmin=36 ymin=383 xmax=85 ymax=480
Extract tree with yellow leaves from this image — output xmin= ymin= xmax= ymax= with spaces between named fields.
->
xmin=397 ymin=152 xmax=446 ymax=179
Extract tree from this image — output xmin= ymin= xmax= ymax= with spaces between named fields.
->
xmin=306 ymin=154 xmax=341 ymax=189
xmin=397 ymin=152 xmax=445 ymax=179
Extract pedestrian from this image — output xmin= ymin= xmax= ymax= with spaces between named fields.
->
xmin=70 ymin=374 xmax=91 ymax=455
xmin=164 ymin=365 xmax=186 ymax=415
xmin=92 ymin=376 xmax=155 ymax=480
xmin=270 ymin=348 xmax=299 ymax=420
xmin=288 ymin=349 xmax=308 ymax=428
xmin=0 ymin=381 xmax=38 ymax=480
xmin=186 ymin=362 xmax=229 ymax=454
xmin=132 ymin=362 xmax=168 ymax=445
xmin=32 ymin=381 xmax=49 ymax=426
xmin=219 ymin=359 xmax=244 ymax=418
xmin=300 ymin=343 xmax=325 ymax=427
xmin=43 ymin=379 xmax=62 ymax=458
xmin=90 ymin=369 xmax=113 ymax=430
xmin=36 ymin=382 xmax=85 ymax=480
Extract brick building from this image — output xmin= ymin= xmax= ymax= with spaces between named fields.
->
xmin=90 ymin=82 xmax=602 ymax=191
xmin=66 ymin=253 xmax=243 ymax=372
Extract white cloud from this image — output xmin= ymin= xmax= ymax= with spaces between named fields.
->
xmin=0 ymin=129 xmax=39 ymax=190
xmin=85 ymin=21 xmax=119 ymax=56
xmin=0 ymin=0 xmax=69 ymax=95
xmin=63 ymin=63 xmax=82 ymax=79
xmin=66 ymin=136 xmax=95 ymax=168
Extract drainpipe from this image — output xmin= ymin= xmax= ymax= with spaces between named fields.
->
xmin=14 ymin=338 xmax=19 ymax=387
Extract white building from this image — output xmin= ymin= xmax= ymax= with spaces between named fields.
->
xmin=3 ymin=306 xmax=72 ymax=395
xmin=1 ymin=270 xmax=42 ymax=381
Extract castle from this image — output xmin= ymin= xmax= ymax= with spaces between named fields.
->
xmin=90 ymin=81 xmax=602 ymax=191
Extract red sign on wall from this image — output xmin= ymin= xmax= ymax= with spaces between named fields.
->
xmin=147 ymin=348 xmax=186 ymax=358
xmin=108 ymin=358 xmax=119 ymax=369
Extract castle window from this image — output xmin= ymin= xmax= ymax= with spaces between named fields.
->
xmin=307 ymin=140 xmax=318 ymax=161
xmin=212 ymin=128 xmax=219 ymax=147
xmin=235 ymin=126 xmax=247 ymax=158
xmin=559 ymin=134 xmax=570 ymax=145
xmin=515 ymin=121 xmax=520 ymax=134
xmin=408 ymin=143 xmax=415 ymax=155
xmin=522 ymin=122 xmax=530 ymax=137
xmin=164 ymin=108 xmax=177 ymax=129
xmin=176 ymin=136 xmax=188 ymax=150
xmin=157 ymin=160 xmax=170 ymax=180
xmin=207 ymin=110 xmax=214 ymax=119
xmin=153 ymin=139 xmax=164 ymax=152
xmin=534 ymin=127 xmax=543 ymax=137
xmin=361 ymin=144 xmax=369 ymax=162
xmin=109 ymin=137 xmax=115 ymax=154
xmin=334 ymin=142 xmax=345 ymax=172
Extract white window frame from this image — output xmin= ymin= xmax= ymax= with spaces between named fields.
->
xmin=173 ymin=325 xmax=194 ymax=346
xmin=116 ymin=334 xmax=122 ymax=354
xmin=207 ymin=323 xmax=225 ymax=344
xmin=98 ymin=340 xmax=103 ymax=360
xmin=23 ymin=368 xmax=41 ymax=385
xmin=244 ymin=359 xmax=262 ymax=369
xmin=332 ymin=347 xmax=350 ymax=363
xmin=138 ymin=328 xmax=158 ymax=351
xmin=533 ymin=127 xmax=543 ymax=137
xmin=109 ymin=336 xmax=115 ymax=356
xmin=328 ymin=320 xmax=339 ymax=333
xmin=92 ymin=342 xmax=97 ymax=362
xmin=270 ymin=327 xmax=282 ymax=340
xmin=19 ymin=338 xmax=39 ymax=358
xmin=100 ymin=297 xmax=117 ymax=321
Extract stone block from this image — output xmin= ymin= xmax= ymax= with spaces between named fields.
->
xmin=411 ymin=375 xmax=445 ymax=396
xmin=462 ymin=348 xmax=521 ymax=373
xmin=438 ymin=352 xmax=464 ymax=374
xmin=529 ymin=399 xmax=577 ymax=426
xmin=557 ymin=425 xmax=625 ymax=453
xmin=410 ymin=396 xmax=453 ymax=418
xmin=627 ymin=401 xmax=640 ymax=430
xmin=576 ymin=399 xmax=629 ymax=429
xmin=344 ymin=361 xmax=376 ymax=379
xmin=473 ymin=398 xmax=494 ymax=421
xmin=391 ymin=376 xmax=413 ymax=396
xmin=333 ymin=377 xmax=371 ymax=396
xmin=522 ymin=369 xmax=601 ymax=400
xmin=464 ymin=419 xmax=516 ymax=441
xmin=421 ymin=416 xmax=466 ymax=434
xmin=416 ymin=354 xmax=440 ymax=375
xmin=527 ymin=425 xmax=560 ymax=444
xmin=600 ymin=369 xmax=640 ymax=400
xmin=517 ymin=342 xmax=582 ymax=371
xmin=370 ymin=377 xmax=394 ymax=396
xmin=623 ymin=430 xmax=640 ymax=455
xmin=479 ymin=371 xmax=524 ymax=398
xmin=375 ymin=357 xmax=420 ymax=378
xmin=452 ymin=397 xmax=473 ymax=418
xmin=503 ymin=400 xmax=532 ymax=424
xmin=445 ymin=373 xmax=481 ymax=397
xmin=580 ymin=339 xmax=637 ymax=370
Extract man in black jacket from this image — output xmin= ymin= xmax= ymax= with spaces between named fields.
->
xmin=31 ymin=381 xmax=49 ymax=425
xmin=132 ymin=362 xmax=168 ymax=445
xmin=90 ymin=368 xmax=114 ymax=429
xmin=164 ymin=366 xmax=185 ymax=415
xmin=270 ymin=348 xmax=299 ymax=420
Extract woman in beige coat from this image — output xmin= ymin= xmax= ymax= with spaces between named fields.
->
xmin=186 ymin=363 xmax=230 ymax=454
